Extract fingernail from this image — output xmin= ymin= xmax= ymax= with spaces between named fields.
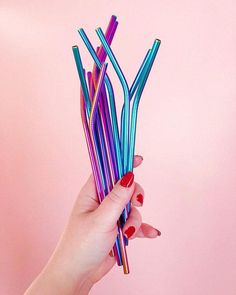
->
xmin=124 ymin=226 xmax=136 ymax=239
xmin=136 ymin=155 xmax=143 ymax=161
xmin=155 ymin=229 xmax=161 ymax=236
xmin=120 ymin=172 xmax=134 ymax=188
xmin=136 ymin=193 xmax=143 ymax=205
xmin=109 ymin=250 xmax=114 ymax=257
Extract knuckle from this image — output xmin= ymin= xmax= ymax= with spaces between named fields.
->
xmin=108 ymin=189 xmax=123 ymax=206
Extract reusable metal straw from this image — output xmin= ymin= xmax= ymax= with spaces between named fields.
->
xmin=96 ymin=28 xmax=130 ymax=176
xmin=72 ymin=46 xmax=106 ymax=190
xmin=78 ymin=29 xmax=123 ymax=180
xmin=128 ymin=39 xmax=161 ymax=172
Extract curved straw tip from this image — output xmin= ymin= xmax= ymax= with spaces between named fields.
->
xmin=72 ymin=45 xmax=79 ymax=50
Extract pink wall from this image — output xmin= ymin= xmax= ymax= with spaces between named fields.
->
xmin=1 ymin=1 xmax=236 ymax=294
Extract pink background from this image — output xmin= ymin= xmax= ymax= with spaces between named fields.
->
xmin=1 ymin=1 xmax=236 ymax=294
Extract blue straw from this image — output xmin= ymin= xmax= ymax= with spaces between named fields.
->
xmin=128 ymin=39 xmax=161 ymax=172
xmin=96 ymin=27 xmax=130 ymax=175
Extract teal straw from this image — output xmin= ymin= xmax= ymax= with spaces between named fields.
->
xmin=127 ymin=39 xmax=161 ymax=172
xmin=120 ymin=49 xmax=151 ymax=152
xmin=96 ymin=27 xmax=130 ymax=174
xmin=72 ymin=46 xmax=91 ymax=115
xmin=130 ymin=49 xmax=151 ymax=98
xmin=72 ymin=45 xmax=106 ymax=189
xmin=78 ymin=29 xmax=123 ymax=178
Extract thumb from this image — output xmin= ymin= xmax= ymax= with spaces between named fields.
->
xmin=94 ymin=172 xmax=135 ymax=229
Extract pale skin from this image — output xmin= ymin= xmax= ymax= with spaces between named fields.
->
xmin=24 ymin=155 xmax=161 ymax=295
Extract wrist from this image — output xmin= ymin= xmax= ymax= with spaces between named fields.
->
xmin=42 ymin=252 xmax=88 ymax=294
xmin=77 ymin=278 xmax=94 ymax=295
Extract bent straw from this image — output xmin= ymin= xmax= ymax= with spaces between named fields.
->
xmin=96 ymin=28 xmax=130 ymax=175
xmin=120 ymin=49 xmax=151 ymax=152
xmin=72 ymin=46 xmax=106 ymax=190
xmin=78 ymin=28 xmax=128 ymax=223
xmin=96 ymin=15 xmax=118 ymax=64
xmin=128 ymin=39 xmax=161 ymax=172
xmin=91 ymin=20 xmax=129 ymax=264
xmin=87 ymin=68 xmax=123 ymax=264
xmin=92 ymin=18 xmax=119 ymax=185
xmin=78 ymin=29 xmax=123 ymax=179
xmin=78 ymin=29 xmax=128 ymax=264
xmin=88 ymin=79 xmax=112 ymax=196
xmin=89 ymin=63 xmax=130 ymax=274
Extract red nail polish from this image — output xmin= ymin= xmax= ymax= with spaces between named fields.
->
xmin=155 ymin=229 xmax=161 ymax=236
xmin=120 ymin=172 xmax=134 ymax=188
xmin=124 ymin=226 xmax=136 ymax=239
xmin=136 ymin=193 xmax=143 ymax=205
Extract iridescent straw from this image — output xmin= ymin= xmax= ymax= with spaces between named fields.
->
xmin=128 ymin=39 xmax=161 ymax=172
xmin=90 ymin=21 xmax=130 ymax=270
xmin=89 ymin=63 xmax=130 ymax=274
xmin=120 ymin=49 xmax=151 ymax=155
xmin=96 ymin=28 xmax=130 ymax=175
xmin=72 ymin=46 xmax=106 ymax=190
xmin=95 ymin=28 xmax=131 ymax=224
xmin=89 ymin=19 xmax=126 ymax=263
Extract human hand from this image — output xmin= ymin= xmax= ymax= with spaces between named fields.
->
xmin=24 ymin=155 xmax=161 ymax=295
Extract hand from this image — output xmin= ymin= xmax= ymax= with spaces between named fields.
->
xmin=24 ymin=155 xmax=161 ymax=295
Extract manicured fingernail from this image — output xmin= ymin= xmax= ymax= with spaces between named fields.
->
xmin=124 ymin=226 xmax=136 ymax=239
xmin=120 ymin=172 xmax=134 ymax=188
xmin=155 ymin=229 xmax=161 ymax=236
xmin=136 ymin=155 xmax=143 ymax=161
xmin=136 ymin=193 xmax=143 ymax=205
xmin=109 ymin=250 xmax=114 ymax=257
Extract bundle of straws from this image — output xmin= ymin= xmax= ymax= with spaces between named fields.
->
xmin=72 ymin=15 xmax=161 ymax=274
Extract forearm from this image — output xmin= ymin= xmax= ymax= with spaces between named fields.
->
xmin=24 ymin=254 xmax=91 ymax=295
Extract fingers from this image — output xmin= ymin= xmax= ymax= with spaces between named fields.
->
xmin=76 ymin=154 xmax=143 ymax=215
xmin=71 ymin=174 xmax=99 ymax=215
xmin=131 ymin=182 xmax=144 ymax=207
xmin=94 ymin=172 xmax=135 ymax=229
xmin=122 ymin=207 xmax=142 ymax=239
xmin=135 ymin=223 xmax=161 ymax=238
